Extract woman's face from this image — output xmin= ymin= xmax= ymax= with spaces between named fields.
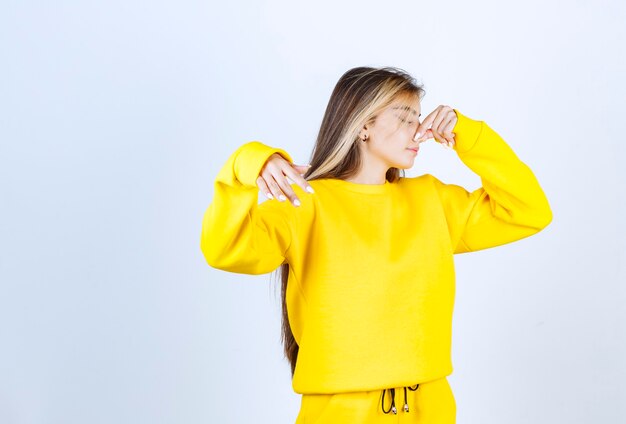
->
xmin=361 ymin=96 xmax=423 ymax=170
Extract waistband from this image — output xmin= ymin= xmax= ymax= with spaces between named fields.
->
xmin=380 ymin=383 xmax=420 ymax=414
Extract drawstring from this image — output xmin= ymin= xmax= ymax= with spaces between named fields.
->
xmin=381 ymin=384 xmax=419 ymax=414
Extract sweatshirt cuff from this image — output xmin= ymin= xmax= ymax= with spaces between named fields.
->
xmin=452 ymin=109 xmax=484 ymax=154
xmin=233 ymin=141 xmax=295 ymax=187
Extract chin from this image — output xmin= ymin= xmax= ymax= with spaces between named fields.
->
xmin=387 ymin=156 xmax=414 ymax=170
xmin=392 ymin=163 xmax=412 ymax=170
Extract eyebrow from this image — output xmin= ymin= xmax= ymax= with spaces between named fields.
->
xmin=392 ymin=106 xmax=421 ymax=117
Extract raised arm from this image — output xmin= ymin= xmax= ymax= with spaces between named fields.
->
xmin=431 ymin=109 xmax=553 ymax=254
xmin=200 ymin=141 xmax=296 ymax=274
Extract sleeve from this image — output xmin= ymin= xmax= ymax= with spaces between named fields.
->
xmin=200 ymin=140 xmax=296 ymax=274
xmin=431 ymin=109 xmax=553 ymax=254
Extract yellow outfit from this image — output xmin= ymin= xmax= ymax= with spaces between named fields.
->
xmin=295 ymin=377 xmax=456 ymax=423
xmin=200 ymin=109 xmax=552 ymax=422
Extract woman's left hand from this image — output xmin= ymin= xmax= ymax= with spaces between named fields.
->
xmin=413 ymin=105 xmax=457 ymax=149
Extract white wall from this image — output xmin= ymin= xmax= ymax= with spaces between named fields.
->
xmin=1 ymin=0 xmax=624 ymax=423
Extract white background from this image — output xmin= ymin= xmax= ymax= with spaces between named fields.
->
xmin=1 ymin=0 xmax=624 ymax=423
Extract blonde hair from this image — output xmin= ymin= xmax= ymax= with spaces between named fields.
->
xmin=273 ymin=66 xmax=426 ymax=377
xmin=305 ymin=66 xmax=425 ymax=183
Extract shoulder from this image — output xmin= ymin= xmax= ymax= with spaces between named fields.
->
xmin=397 ymin=174 xmax=453 ymax=203
xmin=397 ymin=173 xmax=438 ymax=188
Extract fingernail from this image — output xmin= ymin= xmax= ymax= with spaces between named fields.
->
xmin=306 ymin=186 xmax=315 ymax=193
xmin=279 ymin=194 xmax=287 ymax=201
xmin=294 ymin=199 xmax=301 ymax=207
xmin=266 ymin=192 xmax=274 ymax=199
xmin=414 ymin=132 xmax=422 ymax=141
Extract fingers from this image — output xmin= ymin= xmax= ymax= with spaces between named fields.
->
xmin=274 ymin=172 xmax=300 ymax=205
xmin=415 ymin=106 xmax=457 ymax=149
xmin=437 ymin=109 xmax=457 ymax=149
xmin=256 ymin=176 xmax=274 ymax=200
xmin=415 ymin=129 xmax=433 ymax=143
xmin=258 ymin=174 xmax=285 ymax=202
xmin=285 ymin=165 xmax=315 ymax=195
xmin=441 ymin=120 xmax=456 ymax=149
xmin=415 ymin=108 xmax=438 ymax=141
xmin=292 ymin=164 xmax=312 ymax=176
xmin=430 ymin=108 xmax=447 ymax=144
xmin=257 ymin=157 xmax=314 ymax=207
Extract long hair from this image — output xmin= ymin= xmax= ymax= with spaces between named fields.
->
xmin=271 ymin=66 xmax=426 ymax=378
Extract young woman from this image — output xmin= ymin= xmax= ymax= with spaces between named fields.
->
xmin=200 ymin=66 xmax=552 ymax=423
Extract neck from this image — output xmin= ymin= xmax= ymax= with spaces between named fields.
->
xmin=345 ymin=159 xmax=388 ymax=185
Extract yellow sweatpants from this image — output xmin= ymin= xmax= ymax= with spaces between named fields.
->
xmin=295 ymin=377 xmax=456 ymax=424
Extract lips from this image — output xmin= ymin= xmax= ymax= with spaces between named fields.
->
xmin=407 ymin=148 xmax=419 ymax=153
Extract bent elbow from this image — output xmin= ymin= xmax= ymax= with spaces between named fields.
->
xmin=536 ymin=199 xmax=553 ymax=229
xmin=541 ymin=206 xmax=553 ymax=229
xmin=528 ymin=204 xmax=553 ymax=233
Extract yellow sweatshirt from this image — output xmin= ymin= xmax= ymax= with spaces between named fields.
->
xmin=200 ymin=109 xmax=553 ymax=394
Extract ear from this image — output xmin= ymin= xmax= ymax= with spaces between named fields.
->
xmin=358 ymin=124 xmax=369 ymax=140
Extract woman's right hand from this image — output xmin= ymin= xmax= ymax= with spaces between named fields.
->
xmin=257 ymin=153 xmax=315 ymax=207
